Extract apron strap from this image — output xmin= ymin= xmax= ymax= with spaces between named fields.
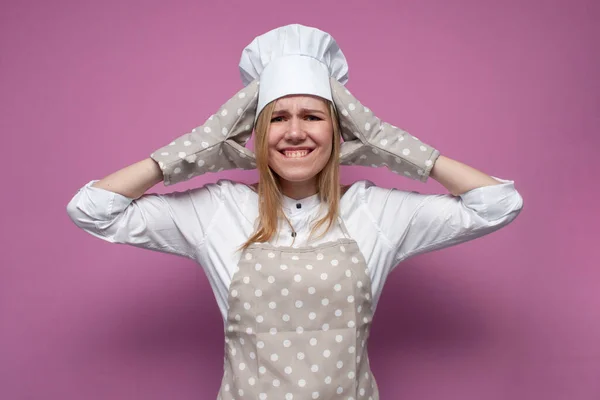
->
xmin=337 ymin=215 xmax=351 ymax=239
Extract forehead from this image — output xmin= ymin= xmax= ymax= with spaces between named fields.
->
xmin=273 ymin=95 xmax=328 ymax=111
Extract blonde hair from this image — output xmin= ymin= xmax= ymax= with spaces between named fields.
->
xmin=239 ymin=99 xmax=342 ymax=251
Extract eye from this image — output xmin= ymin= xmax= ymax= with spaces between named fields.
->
xmin=270 ymin=116 xmax=284 ymax=123
xmin=305 ymin=115 xmax=322 ymax=121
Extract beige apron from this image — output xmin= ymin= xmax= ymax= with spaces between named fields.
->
xmin=217 ymin=217 xmax=379 ymax=400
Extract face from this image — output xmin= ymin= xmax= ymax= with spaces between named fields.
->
xmin=267 ymin=95 xmax=334 ymax=186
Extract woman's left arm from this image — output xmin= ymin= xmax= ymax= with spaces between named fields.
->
xmin=429 ymin=155 xmax=504 ymax=196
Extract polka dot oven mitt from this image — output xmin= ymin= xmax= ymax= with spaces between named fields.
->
xmin=150 ymin=80 xmax=259 ymax=186
xmin=330 ymin=78 xmax=441 ymax=183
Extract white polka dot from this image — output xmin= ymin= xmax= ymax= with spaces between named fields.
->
xmin=310 ymin=338 xmax=317 ymax=346
xmin=364 ymin=316 xmax=369 ymax=323
xmin=246 ymin=327 xmax=253 ymax=334
xmin=250 ymin=351 xmax=256 ymax=359
xmin=335 ymin=334 xmax=343 ymax=343
xmin=285 ymin=366 xmax=293 ymax=374
xmin=335 ymin=309 xmax=342 ymax=317
xmin=221 ymin=109 xmax=228 ymax=116
xmin=320 ymin=273 xmax=328 ymax=280
xmin=201 ymin=141 xmax=209 ymax=148
xmin=345 ymin=270 xmax=352 ymax=277
xmin=425 ymin=159 xmax=433 ymax=166
xmin=294 ymin=274 xmax=302 ymax=282
xmin=358 ymin=305 xmax=363 ymax=313
xmin=360 ymin=388 xmax=365 ymax=396
xmin=282 ymin=314 xmax=290 ymax=322
xmin=283 ymin=339 xmax=291 ymax=347
xmin=334 ymin=284 xmax=342 ymax=291
xmin=309 ymin=312 xmax=316 ymax=320
xmin=249 ymin=377 xmax=255 ymax=385
xmin=323 ymin=349 xmax=331 ymax=358
xmin=237 ymin=108 xmax=243 ymax=116
xmin=256 ymin=315 xmax=263 ymax=323
xmin=243 ymin=276 xmax=250 ymax=284
xmin=260 ymin=393 xmax=267 ymax=400
xmin=352 ymin=257 xmax=359 ymax=263
xmin=178 ymin=152 xmax=186 ymax=159
xmin=259 ymin=366 xmax=266 ymax=374
xmin=305 ymin=264 xmax=313 ymax=270
xmin=245 ymin=124 xmax=251 ymax=130
xmin=316 ymin=253 xmax=324 ymax=260
xmin=365 ymin=122 xmax=371 ymax=130
xmin=420 ymin=145 xmax=427 ymax=151
xmin=295 ymin=300 xmax=303 ymax=308
xmin=281 ymin=288 xmax=289 ymax=296
xmin=322 ymin=323 xmax=329 ymax=331
xmin=254 ymin=262 xmax=261 ymax=270
xmin=197 ymin=159 xmax=205 ymax=167
xmin=337 ymin=387 xmax=343 ymax=394
xmin=330 ymin=259 xmax=339 ymax=266
xmin=280 ymin=264 xmax=288 ymax=270
xmin=348 ymin=103 xmax=356 ymax=111
xmin=312 ymin=392 xmax=320 ymax=399
xmin=292 ymin=255 xmax=300 ymax=260
xmin=169 ymin=141 xmax=176 ymax=146
xmin=321 ymin=298 xmax=329 ymax=306
xmin=268 ymin=275 xmax=275 ymax=283
xmin=336 ymin=361 xmax=343 ymax=369
xmin=357 ymin=281 xmax=363 ymax=288
xmin=268 ymin=252 xmax=275 ymax=258
xmin=347 ymin=295 xmax=355 ymax=303
xmin=222 ymin=127 xmax=228 ymax=135
xmin=340 ymin=245 xmax=346 ymax=252
xmin=372 ymin=147 xmax=379 ymax=154
xmin=296 ymin=326 xmax=304 ymax=334
xmin=257 ymin=341 xmax=264 ymax=348
xmin=308 ymin=287 xmax=316 ymax=294
xmin=270 ymin=327 xmax=277 ymax=335
xmin=402 ymin=148 xmax=410 ymax=156
xmin=273 ymin=378 xmax=280 ymax=387
xmin=311 ymin=364 xmax=319 ymax=372
xmin=234 ymin=314 xmax=241 ymax=321
xmin=298 ymin=379 xmax=306 ymax=387
xmin=297 ymin=352 xmax=305 ymax=360
xmin=239 ymin=92 xmax=246 ymax=99
xmin=239 ymin=389 xmax=244 ymax=396
xmin=348 ymin=320 xmax=355 ymax=328
xmin=380 ymin=139 xmax=388 ymax=146
xmin=341 ymin=109 xmax=349 ymax=116
xmin=239 ymin=362 xmax=246 ymax=370
xmin=349 ymin=346 xmax=356 ymax=353
xmin=231 ymin=348 xmax=236 ymax=356
xmin=269 ymin=302 xmax=276 ymax=309
xmin=203 ymin=126 xmax=211 ymax=133
xmin=286 ymin=394 xmax=293 ymax=400
xmin=244 ymin=302 xmax=251 ymax=310
xmin=270 ymin=353 xmax=278 ymax=361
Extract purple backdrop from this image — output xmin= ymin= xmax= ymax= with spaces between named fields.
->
xmin=1 ymin=0 xmax=598 ymax=399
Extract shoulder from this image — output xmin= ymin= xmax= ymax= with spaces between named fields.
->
xmin=185 ymin=179 xmax=254 ymax=204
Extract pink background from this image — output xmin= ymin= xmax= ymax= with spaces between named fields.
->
xmin=1 ymin=0 xmax=598 ymax=398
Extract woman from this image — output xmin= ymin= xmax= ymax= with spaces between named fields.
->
xmin=66 ymin=24 xmax=523 ymax=400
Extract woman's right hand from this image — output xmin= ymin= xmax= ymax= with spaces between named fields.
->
xmin=150 ymin=80 xmax=260 ymax=186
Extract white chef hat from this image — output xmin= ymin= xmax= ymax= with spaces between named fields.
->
xmin=239 ymin=24 xmax=349 ymax=118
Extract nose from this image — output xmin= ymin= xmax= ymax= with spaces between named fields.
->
xmin=285 ymin=117 xmax=306 ymax=142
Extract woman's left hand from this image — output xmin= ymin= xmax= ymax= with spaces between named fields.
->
xmin=330 ymin=77 xmax=441 ymax=183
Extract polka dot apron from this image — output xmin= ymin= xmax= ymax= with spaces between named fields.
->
xmin=217 ymin=217 xmax=379 ymax=400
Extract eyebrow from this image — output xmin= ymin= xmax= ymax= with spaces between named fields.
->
xmin=272 ymin=108 xmax=327 ymax=115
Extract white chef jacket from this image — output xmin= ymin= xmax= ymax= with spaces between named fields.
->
xmin=66 ymin=177 xmax=523 ymax=323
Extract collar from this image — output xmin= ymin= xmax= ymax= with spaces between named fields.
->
xmin=281 ymin=192 xmax=321 ymax=214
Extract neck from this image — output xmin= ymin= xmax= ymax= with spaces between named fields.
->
xmin=279 ymin=179 xmax=318 ymax=200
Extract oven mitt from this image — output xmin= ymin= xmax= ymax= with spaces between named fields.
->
xmin=150 ymin=80 xmax=259 ymax=186
xmin=331 ymin=77 xmax=441 ymax=183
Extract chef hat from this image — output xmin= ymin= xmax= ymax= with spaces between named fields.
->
xmin=239 ymin=24 xmax=349 ymax=118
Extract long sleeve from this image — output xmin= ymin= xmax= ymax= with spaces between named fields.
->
xmin=66 ymin=180 xmax=223 ymax=259
xmin=363 ymin=176 xmax=524 ymax=265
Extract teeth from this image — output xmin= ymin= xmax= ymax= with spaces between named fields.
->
xmin=284 ymin=150 xmax=310 ymax=158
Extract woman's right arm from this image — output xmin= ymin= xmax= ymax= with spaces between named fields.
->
xmin=90 ymin=157 xmax=164 ymax=199
xmin=66 ymin=158 xmax=221 ymax=259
